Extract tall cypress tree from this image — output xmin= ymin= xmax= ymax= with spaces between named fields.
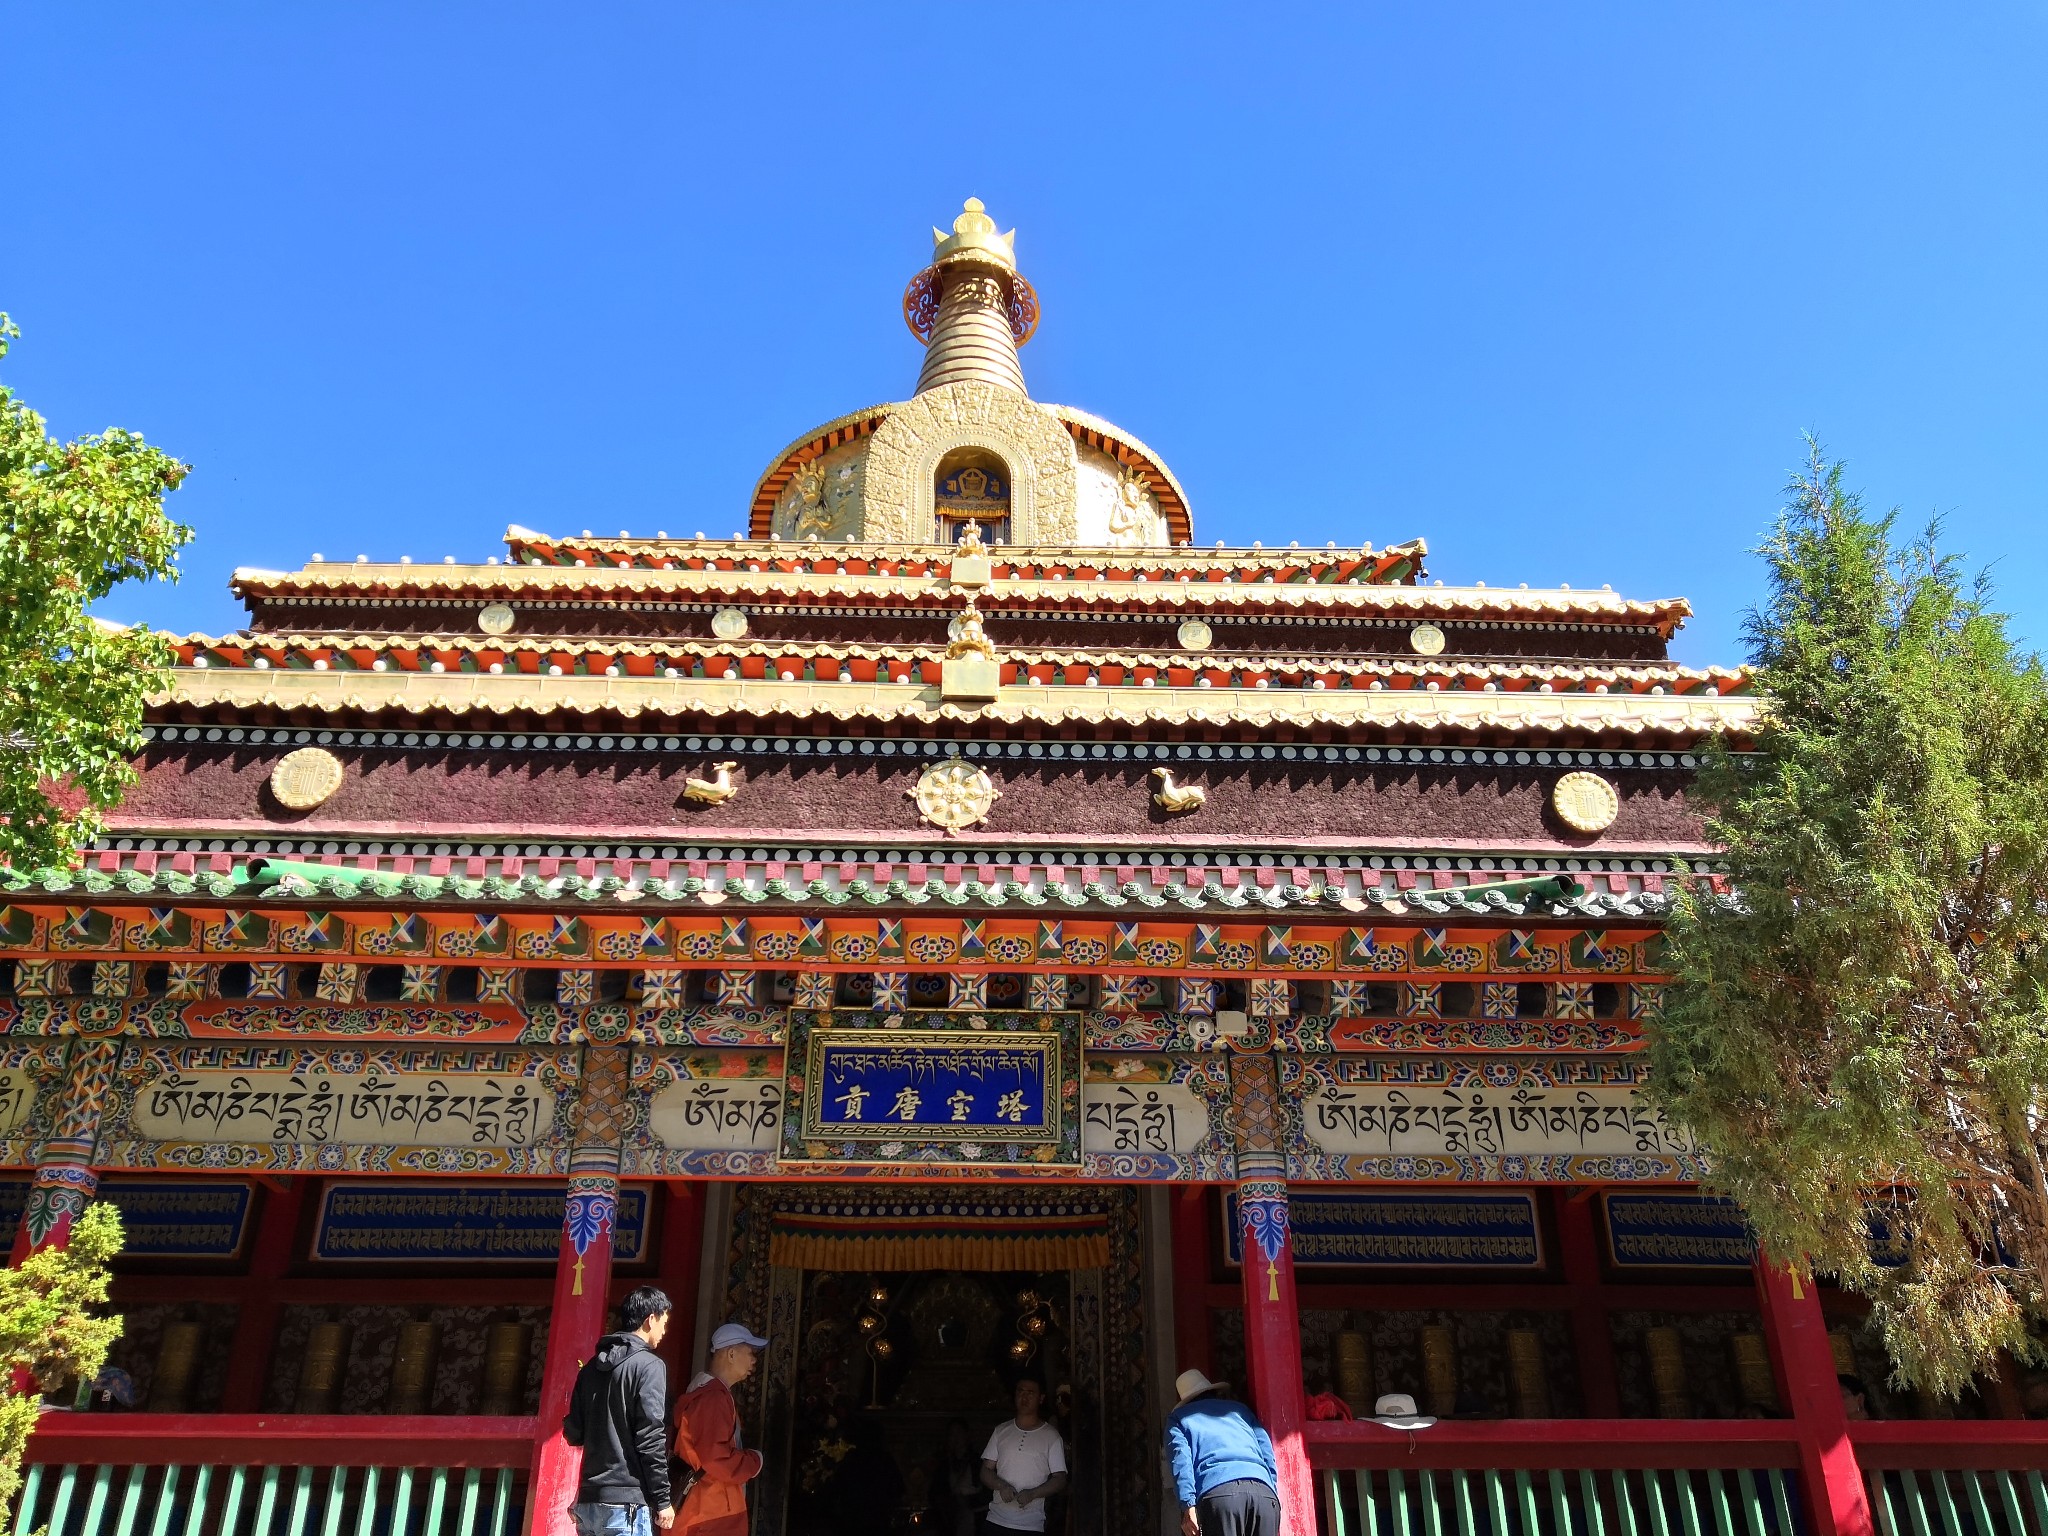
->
xmin=1652 ymin=444 xmax=2048 ymax=1396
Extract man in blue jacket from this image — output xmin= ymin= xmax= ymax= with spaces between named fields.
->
xmin=1163 ymin=1369 xmax=1282 ymax=1536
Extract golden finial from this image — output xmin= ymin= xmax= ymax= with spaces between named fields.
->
xmin=931 ymin=197 xmax=1017 ymax=272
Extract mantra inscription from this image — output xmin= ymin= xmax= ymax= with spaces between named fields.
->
xmin=647 ymin=1079 xmax=783 ymax=1152
xmin=1304 ymin=1084 xmax=1697 ymax=1159
xmin=134 ymin=1069 xmax=554 ymax=1148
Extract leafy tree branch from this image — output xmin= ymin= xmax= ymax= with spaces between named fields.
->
xmin=1652 ymin=441 xmax=2048 ymax=1397
xmin=0 ymin=312 xmax=191 ymax=870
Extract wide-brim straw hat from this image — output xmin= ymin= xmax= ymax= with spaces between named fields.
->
xmin=1174 ymin=1368 xmax=1231 ymax=1407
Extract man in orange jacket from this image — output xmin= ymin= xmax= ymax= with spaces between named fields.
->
xmin=673 ymin=1321 xmax=769 ymax=1536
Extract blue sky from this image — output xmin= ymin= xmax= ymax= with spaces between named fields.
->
xmin=8 ymin=4 xmax=2045 ymax=666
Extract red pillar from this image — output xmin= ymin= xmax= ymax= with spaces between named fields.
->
xmin=1754 ymin=1258 xmax=1872 ymax=1536
xmin=1171 ymin=1186 xmax=1214 ymax=1378
xmin=1238 ymin=1180 xmax=1315 ymax=1536
xmin=654 ymin=1181 xmax=703 ymax=1384
xmin=529 ymin=1151 xmax=622 ymax=1536
xmin=220 ymin=1179 xmax=310 ymax=1410
xmin=9 ymin=1039 xmax=120 ymax=1267
xmin=7 ymin=1140 xmax=98 ymax=1266
xmin=1554 ymin=1191 xmax=1621 ymax=1417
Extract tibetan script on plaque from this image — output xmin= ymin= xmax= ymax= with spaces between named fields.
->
xmin=800 ymin=1029 xmax=1060 ymax=1146
xmin=311 ymin=1181 xmax=648 ymax=1263
xmin=649 ymin=1079 xmax=783 ymax=1153
xmin=1226 ymin=1190 xmax=1544 ymax=1269
xmin=135 ymin=1069 xmax=553 ymax=1148
xmin=1303 ymin=1084 xmax=1697 ymax=1159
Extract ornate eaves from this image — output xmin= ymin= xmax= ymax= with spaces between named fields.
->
xmin=231 ymin=560 xmax=1689 ymax=630
xmin=159 ymin=665 xmax=1758 ymax=738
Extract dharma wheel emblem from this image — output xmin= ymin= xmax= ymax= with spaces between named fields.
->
xmin=1551 ymin=771 xmax=1620 ymax=834
xmin=911 ymin=758 xmax=999 ymax=833
xmin=270 ymin=747 xmax=345 ymax=810
xmin=1408 ymin=623 xmax=1446 ymax=656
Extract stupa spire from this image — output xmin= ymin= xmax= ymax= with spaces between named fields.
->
xmin=903 ymin=197 xmax=1040 ymax=396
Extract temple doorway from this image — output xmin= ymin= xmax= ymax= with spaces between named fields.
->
xmin=718 ymin=1184 xmax=1155 ymax=1536
xmin=785 ymin=1269 xmax=1073 ymax=1536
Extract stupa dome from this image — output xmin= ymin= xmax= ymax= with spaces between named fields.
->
xmin=747 ymin=199 xmax=1192 ymax=548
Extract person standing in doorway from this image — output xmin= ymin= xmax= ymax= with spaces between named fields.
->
xmin=1164 ymin=1369 xmax=1281 ymax=1536
xmin=979 ymin=1377 xmax=1068 ymax=1536
xmin=561 ymin=1285 xmax=676 ymax=1535
xmin=674 ymin=1321 xmax=769 ymax=1536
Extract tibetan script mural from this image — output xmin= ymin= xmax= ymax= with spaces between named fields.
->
xmin=95 ymin=1043 xmax=579 ymax=1175
xmin=1603 ymin=1192 xmax=1753 ymax=1271
xmin=1302 ymin=1084 xmax=1694 ymax=1159
xmin=626 ymin=1049 xmax=783 ymax=1178
xmin=134 ymin=1067 xmax=552 ymax=1148
xmin=95 ymin=1178 xmax=256 ymax=1259
xmin=1225 ymin=1190 xmax=1545 ymax=1269
xmin=0 ymin=1040 xmax=69 ymax=1170
xmin=1080 ymin=1056 xmax=1232 ymax=1181
xmin=310 ymin=1180 xmax=649 ymax=1263
xmin=781 ymin=1012 xmax=1081 ymax=1170
xmin=1281 ymin=1055 xmax=1707 ymax=1183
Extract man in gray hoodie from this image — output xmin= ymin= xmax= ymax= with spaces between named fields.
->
xmin=562 ymin=1286 xmax=675 ymax=1534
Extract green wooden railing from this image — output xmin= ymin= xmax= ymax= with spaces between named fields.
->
xmin=1870 ymin=1469 xmax=2048 ymax=1536
xmin=1318 ymin=1465 xmax=1802 ymax=1536
xmin=12 ymin=1460 xmax=523 ymax=1536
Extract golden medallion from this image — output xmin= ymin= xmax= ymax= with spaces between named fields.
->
xmin=270 ymin=747 xmax=345 ymax=811
xmin=1408 ymin=623 xmax=1446 ymax=656
xmin=910 ymin=759 xmax=999 ymax=833
xmin=711 ymin=607 xmax=750 ymax=641
xmin=477 ymin=602 xmax=516 ymax=635
xmin=1177 ymin=619 xmax=1213 ymax=652
xmin=1551 ymin=771 xmax=1620 ymax=834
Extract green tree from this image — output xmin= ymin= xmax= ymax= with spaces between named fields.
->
xmin=0 ymin=313 xmax=191 ymax=870
xmin=0 ymin=1202 xmax=125 ymax=1512
xmin=1651 ymin=444 xmax=2048 ymax=1397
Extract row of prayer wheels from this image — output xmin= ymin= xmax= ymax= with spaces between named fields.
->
xmin=1332 ymin=1323 xmax=1788 ymax=1419
xmin=143 ymin=1318 xmax=535 ymax=1414
xmin=1334 ymin=1325 xmax=1556 ymax=1419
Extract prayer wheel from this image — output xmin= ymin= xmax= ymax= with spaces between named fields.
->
xmin=1335 ymin=1329 xmax=1373 ymax=1416
xmin=1421 ymin=1324 xmax=1458 ymax=1417
xmin=148 ymin=1321 xmax=206 ymax=1413
xmin=387 ymin=1321 xmax=442 ymax=1415
xmin=1731 ymin=1332 xmax=1778 ymax=1412
xmin=1827 ymin=1329 xmax=1857 ymax=1377
xmin=296 ymin=1321 xmax=353 ymax=1414
xmin=480 ymin=1321 xmax=534 ymax=1416
xmin=1645 ymin=1327 xmax=1690 ymax=1418
xmin=1507 ymin=1328 xmax=1550 ymax=1418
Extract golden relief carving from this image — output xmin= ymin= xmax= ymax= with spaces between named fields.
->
xmin=1409 ymin=623 xmax=1447 ymax=656
xmin=683 ymin=762 xmax=739 ymax=805
xmin=862 ymin=382 xmax=1078 ymax=545
xmin=1106 ymin=464 xmax=1162 ymax=547
xmin=944 ymin=598 xmax=997 ymax=662
xmin=1150 ymin=767 xmax=1207 ymax=814
xmin=911 ymin=759 xmax=1000 ymax=833
xmin=1552 ymin=771 xmax=1620 ymax=833
xmin=270 ymin=747 xmax=344 ymax=810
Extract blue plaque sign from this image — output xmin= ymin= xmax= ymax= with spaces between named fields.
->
xmin=783 ymin=1012 xmax=1081 ymax=1167
xmin=312 ymin=1180 xmax=648 ymax=1263
xmin=96 ymin=1178 xmax=256 ymax=1259
xmin=806 ymin=1030 xmax=1058 ymax=1143
xmin=1225 ymin=1189 xmax=1544 ymax=1269
xmin=1603 ymin=1192 xmax=1753 ymax=1271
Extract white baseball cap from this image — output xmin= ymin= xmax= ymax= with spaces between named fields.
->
xmin=711 ymin=1322 xmax=769 ymax=1352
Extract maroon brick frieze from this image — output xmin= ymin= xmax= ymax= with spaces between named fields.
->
xmin=113 ymin=744 xmax=1705 ymax=854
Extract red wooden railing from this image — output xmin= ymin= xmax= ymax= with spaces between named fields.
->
xmin=1305 ymin=1418 xmax=1806 ymax=1471
xmin=25 ymin=1411 xmax=537 ymax=1467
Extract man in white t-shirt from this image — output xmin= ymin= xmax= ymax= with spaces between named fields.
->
xmin=979 ymin=1378 xmax=1068 ymax=1534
